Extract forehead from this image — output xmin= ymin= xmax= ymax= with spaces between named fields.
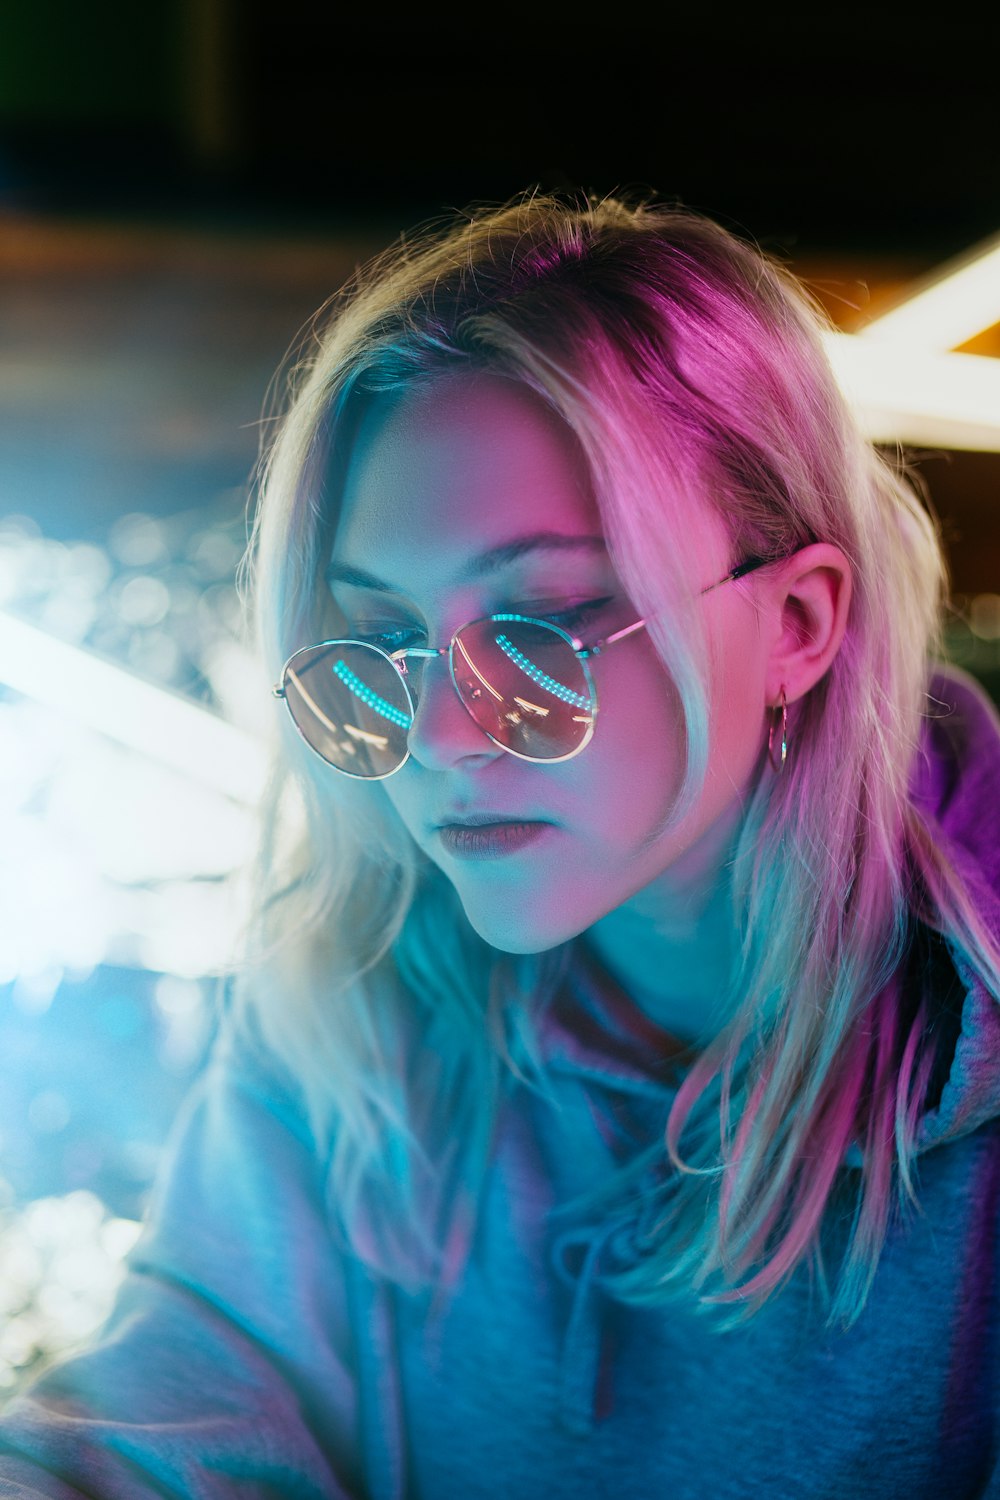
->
xmin=332 ymin=372 xmax=605 ymax=590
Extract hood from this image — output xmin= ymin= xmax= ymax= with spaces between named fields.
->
xmin=534 ymin=663 xmax=1000 ymax=1436
xmin=909 ymin=666 xmax=1000 ymax=1153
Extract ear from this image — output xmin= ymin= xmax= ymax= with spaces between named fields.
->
xmin=762 ymin=543 xmax=852 ymax=706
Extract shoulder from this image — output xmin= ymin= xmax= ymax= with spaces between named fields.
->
xmin=924 ymin=661 xmax=1000 ymax=764
xmin=176 ymin=1003 xmax=321 ymax=1161
xmin=913 ymin=663 xmax=1000 ymax=881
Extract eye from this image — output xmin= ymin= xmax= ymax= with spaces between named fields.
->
xmin=351 ymin=622 xmax=426 ymax=653
xmin=349 ymin=598 xmax=614 ymax=652
xmin=530 ymin=598 xmax=613 ymax=634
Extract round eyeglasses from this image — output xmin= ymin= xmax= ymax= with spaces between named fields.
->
xmin=273 ymin=555 xmax=778 ymax=779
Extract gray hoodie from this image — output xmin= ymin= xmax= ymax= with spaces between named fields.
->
xmin=0 ymin=664 xmax=998 ymax=1498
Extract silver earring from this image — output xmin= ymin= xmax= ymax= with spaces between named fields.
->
xmin=769 ymin=688 xmax=788 ymax=773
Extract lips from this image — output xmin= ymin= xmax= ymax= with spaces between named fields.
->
xmin=435 ymin=810 xmax=549 ymax=829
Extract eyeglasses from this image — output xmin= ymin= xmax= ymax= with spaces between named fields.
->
xmin=273 ymin=554 xmax=778 ymax=779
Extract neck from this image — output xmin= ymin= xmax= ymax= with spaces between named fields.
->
xmin=582 ymin=822 xmax=742 ymax=1048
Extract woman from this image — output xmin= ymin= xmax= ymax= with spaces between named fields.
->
xmin=1 ymin=193 xmax=999 ymax=1497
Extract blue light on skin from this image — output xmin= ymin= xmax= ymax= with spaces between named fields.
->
xmin=328 ymin=372 xmax=852 ymax=1047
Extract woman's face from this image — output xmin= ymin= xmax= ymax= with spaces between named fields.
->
xmin=329 ymin=372 xmax=772 ymax=953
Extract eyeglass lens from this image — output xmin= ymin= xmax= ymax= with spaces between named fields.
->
xmin=282 ymin=641 xmax=414 ymax=778
xmin=282 ymin=619 xmax=596 ymax=777
xmin=449 ymin=617 xmax=594 ymax=762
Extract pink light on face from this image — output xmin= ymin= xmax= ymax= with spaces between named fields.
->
xmin=329 ymin=371 xmax=772 ymax=956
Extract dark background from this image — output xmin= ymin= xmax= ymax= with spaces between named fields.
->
xmin=2 ymin=0 xmax=998 ymax=583
xmin=0 ymin=0 xmax=998 ymax=1393
xmin=1 ymin=1 xmax=997 ymax=257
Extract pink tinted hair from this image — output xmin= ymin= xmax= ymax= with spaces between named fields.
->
xmin=237 ymin=193 xmax=1000 ymax=1329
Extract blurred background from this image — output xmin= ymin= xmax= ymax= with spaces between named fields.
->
xmin=0 ymin=0 xmax=998 ymax=1389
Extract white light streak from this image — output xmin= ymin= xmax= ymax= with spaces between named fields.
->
xmin=0 ymin=611 xmax=267 ymax=805
xmin=823 ymin=333 xmax=1000 ymax=452
xmin=857 ymin=234 xmax=1000 ymax=353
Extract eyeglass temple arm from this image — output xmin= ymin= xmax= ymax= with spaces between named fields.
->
xmin=274 ymin=554 xmax=783 ymax=681
xmin=387 ymin=644 xmax=446 ymax=677
xmin=583 ymin=554 xmax=778 ymax=659
xmin=701 ymin=553 xmax=775 ymax=592
xmin=581 ymin=618 xmax=647 ymax=658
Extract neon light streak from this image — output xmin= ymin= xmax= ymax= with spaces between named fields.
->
xmin=857 ymin=235 xmax=1000 ymax=354
xmin=513 ymin=696 xmax=550 ymax=717
xmin=0 ymin=609 xmax=265 ymax=805
xmin=286 ymin=669 xmax=342 ymax=738
xmin=343 ymin=722 xmax=390 ymax=750
xmin=822 ymin=332 xmax=1000 ymax=452
xmin=493 ymin=634 xmax=591 ymax=709
xmin=332 ymin=659 xmax=412 ymax=729
xmin=454 ymin=636 xmax=505 ymax=703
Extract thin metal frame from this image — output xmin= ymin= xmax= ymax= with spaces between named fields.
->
xmin=274 ymin=553 xmax=779 ymax=778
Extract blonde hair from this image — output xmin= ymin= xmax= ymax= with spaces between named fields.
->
xmin=233 ymin=192 xmax=1000 ymax=1330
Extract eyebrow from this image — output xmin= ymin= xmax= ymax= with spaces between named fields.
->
xmin=325 ymin=532 xmax=609 ymax=594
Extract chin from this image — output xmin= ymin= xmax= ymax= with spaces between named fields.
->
xmin=455 ymin=885 xmax=592 ymax=956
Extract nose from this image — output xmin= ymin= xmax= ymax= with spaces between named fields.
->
xmin=403 ymin=652 xmax=502 ymax=772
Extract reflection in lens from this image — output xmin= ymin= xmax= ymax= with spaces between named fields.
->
xmin=493 ymin=632 xmax=592 ymax=708
xmin=451 ymin=618 xmax=595 ymax=761
xmin=331 ymin=659 xmax=412 ymax=729
xmin=282 ymin=642 xmax=413 ymax=777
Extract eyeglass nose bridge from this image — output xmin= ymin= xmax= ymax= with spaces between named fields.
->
xmin=388 ymin=643 xmax=448 ymax=679
xmin=387 ymin=643 xmax=452 ymax=719
xmin=390 ymin=639 xmax=497 ymax=749
xmin=392 ymin=636 xmax=502 ymax=697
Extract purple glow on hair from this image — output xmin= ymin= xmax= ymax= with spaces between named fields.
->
xmin=243 ymin=193 xmax=1000 ymax=1334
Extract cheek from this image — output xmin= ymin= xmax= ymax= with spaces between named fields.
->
xmin=581 ymin=648 xmax=687 ymax=836
xmin=377 ymin=781 xmax=426 ymax=851
xmin=703 ymin=633 xmax=769 ymax=803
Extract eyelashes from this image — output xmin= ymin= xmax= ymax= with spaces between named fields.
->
xmin=352 ymin=598 xmax=614 ymax=653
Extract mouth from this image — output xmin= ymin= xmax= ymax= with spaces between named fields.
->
xmin=434 ymin=811 xmax=551 ymax=830
xmin=434 ymin=816 xmax=554 ymax=859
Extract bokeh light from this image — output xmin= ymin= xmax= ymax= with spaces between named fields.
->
xmin=0 ymin=502 xmax=265 ymax=1390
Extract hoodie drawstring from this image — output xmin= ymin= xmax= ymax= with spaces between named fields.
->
xmin=550 ymin=1159 xmax=674 ymax=1436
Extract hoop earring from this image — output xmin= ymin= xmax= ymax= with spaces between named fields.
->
xmin=769 ymin=688 xmax=788 ymax=773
